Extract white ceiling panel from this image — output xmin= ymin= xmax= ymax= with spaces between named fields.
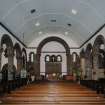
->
xmin=0 ymin=0 xmax=105 ymax=47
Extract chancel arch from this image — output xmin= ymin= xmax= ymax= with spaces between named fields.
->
xmin=85 ymin=43 xmax=93 ymax=80
xmin=36 ymin=36 xmax=70 ymax=76
xmin=93 ymin=35 xmax=105 ymax=80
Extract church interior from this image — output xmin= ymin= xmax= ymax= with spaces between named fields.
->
xmin=0 ymin=0 xmax=105 ymax=105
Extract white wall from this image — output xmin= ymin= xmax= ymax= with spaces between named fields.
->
xmin=70 ymin=49 xmax=80 ymax=55
xmin=40 ymin=41 xmax=67 ymax=75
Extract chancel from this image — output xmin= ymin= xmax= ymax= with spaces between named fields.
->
xmin=0 ymin=0 xmax=105 ymax=105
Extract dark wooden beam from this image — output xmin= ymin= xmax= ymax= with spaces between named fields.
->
xmin=79 ymin=24 xmax=105 ymax=48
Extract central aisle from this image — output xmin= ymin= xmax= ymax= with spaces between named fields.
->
xmin=0 ymin=82 xmax=105 ymax=105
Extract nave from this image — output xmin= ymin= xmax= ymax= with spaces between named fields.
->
xmin=0 ymin=82 xmax=105 ymax=105
xmin=1 ymin=0 xmax=105 ymax=105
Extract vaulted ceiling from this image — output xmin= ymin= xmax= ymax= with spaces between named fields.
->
xmin=0 ymin=0 xmax=105 ymax=47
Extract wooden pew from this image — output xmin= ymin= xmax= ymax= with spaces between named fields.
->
xmin=97 ymin=78 xmax=105 ymax=95
xmin=0 ymin=82 xmax=105 ymax=105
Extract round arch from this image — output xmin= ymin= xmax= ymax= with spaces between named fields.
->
xmin=22 ymin=48 xmax=27 ymax=70
xmin=14 ymin=43 xmax=22 ymax=71
xmin=86 ymin=43 xmax=93 ymax=54
xmin=0 ymin=34 xmax=14 ymax=73
xmin=1 ymin=63 xmax=16 ymax=85
xmin=85 ymin=43 xmax=93 ymax=80
xmin=36 ymin=36 xmax=70 ymax=76
xmin=1 ymin=34 xmax=13 ymax=47
xmin=37 ymin=36 xmax=70 ymax=54
xmin=14 ymin=43 xmax=21 ymax=55
xmin=93 ymin=35 xmax=105 ymax=80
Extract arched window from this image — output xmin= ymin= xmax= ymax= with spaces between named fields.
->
xmin=45 ymin=55 xmax=50 ymax=62
xmin=2 ymin=44 xmax=8 ymax=57
xmin=31 ymin=53 xmax=34 ymax=62
xmin=29 ymin=52 xmax=35 ymax=62
xmin=51 ymin=55 xmax=57 ymax=62
xmin=98 ymin=45 xmax=105 ymax=68
xmin=57 ymin=55 xmax=62 ymax=62
xmin=45 ymin=55 xmax=62 ymax=62
xmin=73 ymin=53 xmax=76 ymax=62
xmin=2 ymin=44 xmax=7 ymax=51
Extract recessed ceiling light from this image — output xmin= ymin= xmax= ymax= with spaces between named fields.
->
xmin=65 ymin=32 xmax=68 ymax=35
xmin=50 ymin=19 xmax=56 ymax=22
xmin=72 ymin=9 xmax=77 ymax=15
xmin=38 ymin=31 xmax=42 ymax=34
xmin=35 ymin=22 xmax=40 ymax=26
xmin=67 ymin=23 xmax=71 ymax=27
xmin=30 ymin=9 xmax=36 ymax=14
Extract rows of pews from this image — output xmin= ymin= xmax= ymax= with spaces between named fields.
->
xmin=0 ymin=73 xmax=27 ymax=95
xmin=80 ymin=78 xmax=105 ymax=97
xmin=0 ymin=73 xmax=47 ymax=95
xmin=0 ymin=82 xmax=105 ymax=105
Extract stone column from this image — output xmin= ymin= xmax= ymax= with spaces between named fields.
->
xmin=35 ymin=54 xmax=40 ymax=76
xmin=81 ymin=58 xmax=85 ymax=79
xmin=8 ymin=47 xmax=13 ymax=71
xmin=0 ymin=47 xmax=3 ymax=71
xmin=7 ymin=46 xmax=14 ymax=80
xmin=66 ymin=53 xmax=71 ymax=75
xmin=93 ymin=51 xmax=99 ymax=80
xmin=17 ymin=56 xmax=22 ymax=72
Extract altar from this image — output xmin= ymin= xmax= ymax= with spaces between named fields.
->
xmin=46 ymin=73 xmax=62 ymax=81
